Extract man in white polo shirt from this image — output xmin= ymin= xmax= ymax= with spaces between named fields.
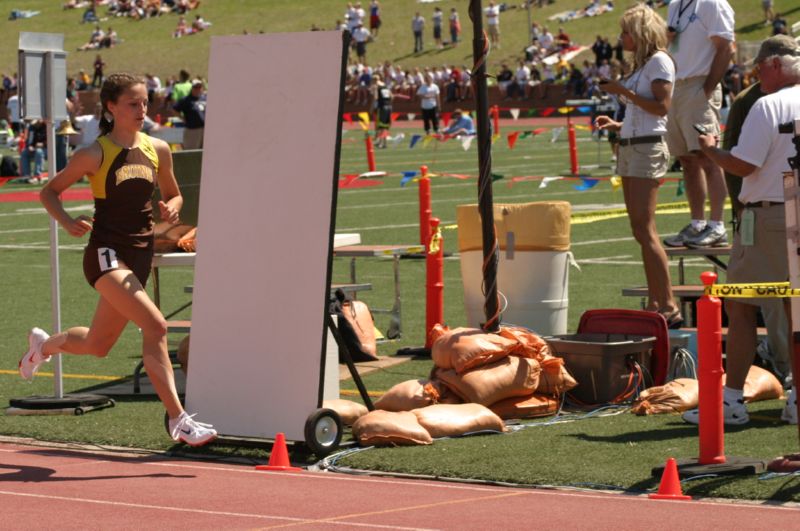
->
xmin=682 ymin=35 xmax=800 ymax=427
xmin=663 ymin=0 xmax=734 ymax=249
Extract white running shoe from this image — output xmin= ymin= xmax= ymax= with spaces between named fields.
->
xmin=682 ymin=398 xmax=749 ymax=426
xmin=18 ymin=327 xmax=51 ymax=382
xmin=169 ymin=412 xmax=218 ymax=447
xmin=782 ymin=388 xmax=797 ymax=425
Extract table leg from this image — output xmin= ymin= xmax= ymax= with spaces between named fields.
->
xmin=387 ymin=255 xmax=402 ymax=339
xmin=350 ymin=257 xmax=357 ymax=299
xmin=152 ymin=266 xmax=161 ymax=309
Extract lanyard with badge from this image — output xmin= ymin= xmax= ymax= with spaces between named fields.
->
xmin=668 ymin=0 xmax=698 ymax=53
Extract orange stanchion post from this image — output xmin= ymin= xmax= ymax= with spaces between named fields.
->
xmin=568 ymin=124 xmax=579 ymax=176
xmin=418 ymin=165 xmax=431 ymax=247
xmin=365 ymin=134 xmax=376 ymax=172
xmin=492 ymin=105 xmax=500 ymax=136
xmin=697 ymin=271 xmax=726 ymax=465
xmin=425 ymin=217 xmax=444 ymax=349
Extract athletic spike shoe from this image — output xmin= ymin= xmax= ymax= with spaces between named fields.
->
xmin=169 ymin=412 xmax=218 ymax=447
xmin=782 ymin=388 xmax=797 ymax=425
xmin=663 ymin=223 xmax=703 ymax=248
xmin=682 ymin=397 xmax=749 ymax=425
xmin=18 ymin=327 xmax=51 ymax=382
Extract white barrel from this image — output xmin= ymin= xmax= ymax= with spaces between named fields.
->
xmin=457 ymin=202 xmax=571 ymax=335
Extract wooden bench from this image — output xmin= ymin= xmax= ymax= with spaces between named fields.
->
xmin=664 ymin=245 xmax=731 ymax=285
xmin=622 ymin=285 xmax=706 ymax=326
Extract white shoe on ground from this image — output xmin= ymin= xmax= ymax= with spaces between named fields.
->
xmin=782 ymin=388 xmax=797 ymax=425
xmin=169 ymin=412 xmax=218 ymax=447
xmin=682 ymin=398 xmax=749 ymax=426
xmin=18 ymin=327 xmax=51 ymax=381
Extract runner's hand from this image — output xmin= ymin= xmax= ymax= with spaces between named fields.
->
xmin=159 ymin=200 xmax=180 ymax=224
xmin=66 ymin=215 xmax=93 ymax=237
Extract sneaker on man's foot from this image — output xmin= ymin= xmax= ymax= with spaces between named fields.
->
xmin=682 ymin=397 xmax=749 ymax=425
xmin=18 ymin=327 xmax=51 ymax=382
xmin=782 ymin=388 xmax=797 ymax=425
xmin=684 ymin=225 xmax=728 ymax=248
xmin=663 ymin=223 xmax=703 ymax=248
xmin=169 ymin=412 xmax=218 ymax=447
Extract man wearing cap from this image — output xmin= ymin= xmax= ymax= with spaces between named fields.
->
xmin=173 ymin=79 xmax=206 ymax=149
xmin=662 ymin=0 xmax=734 ymax=249
xmin=681 ymin=35 xmax=800 ymax=428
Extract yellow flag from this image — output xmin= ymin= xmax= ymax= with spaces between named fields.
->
xmin=358 ymin=112 xmax=370 ymax=130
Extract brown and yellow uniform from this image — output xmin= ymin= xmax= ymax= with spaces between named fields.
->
xmin=82 ymin=132 xmax=158 ymax=287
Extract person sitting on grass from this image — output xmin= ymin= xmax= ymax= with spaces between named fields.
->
xmin=18 ymin=72 xmax=217 ymax=447
xmin=443 ymin=109 xmax=475 ymax=137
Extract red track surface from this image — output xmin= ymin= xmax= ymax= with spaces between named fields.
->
xmin=0 ymin=441 xmax=796 ymax=530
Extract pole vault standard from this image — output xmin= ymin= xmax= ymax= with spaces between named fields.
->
xmin=468 ymin=0 xmax=501 ymax=333
xmin=9 ymin=33 xmax=112 ymax=415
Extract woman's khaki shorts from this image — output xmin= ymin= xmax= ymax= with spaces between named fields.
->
xmin=726 ymin=204 xmax=788 ymax=306
xmin=615 ymin=139 xmax=669 ymax=179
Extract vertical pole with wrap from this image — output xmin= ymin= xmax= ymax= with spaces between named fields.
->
xmin=469 ymin=0 xmax=501 ymax=332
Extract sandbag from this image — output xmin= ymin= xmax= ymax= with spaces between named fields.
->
xmin=430 ymin=324 xmax=521 ymax=373
xmin=722 ymin=365 xmax=784 ymax=403
xmin=434 ymin=356 xmax=540 ymax=406
xmin=374 ymin=379 xmax=450 ymax=412
xmin=330 ymin=289 xmax=379 ymax=363
xmin=497 ymin=326 xmax=552 ymax=359
xmin=352 ymin=410 xmax=433 ymax=446
xmin=489 ymin=393 xmax=560 ymax=420
xmin=536 ymin=356 xmax=578 ymax=395
xmin=412 ymin=403 xmax=506 ymax=438
xmin=631 ymin=378 xmax=699 ymax=415
xmin=153 ymin=222 xmax=195 ymax=253
xmin=322 ymin=399 xmax=369 ymax=426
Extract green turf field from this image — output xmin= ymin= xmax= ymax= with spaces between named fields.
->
xmin=1 ymin=123 xmax=799 ymax=502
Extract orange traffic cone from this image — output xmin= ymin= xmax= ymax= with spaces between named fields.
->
xmin=255 ymin=433 xmax=302 ymax=472
xmin=649 ymin=458 xmax=691 ymax=500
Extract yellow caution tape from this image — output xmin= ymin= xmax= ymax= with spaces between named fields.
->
xmin=428 ymin=225 xmax=442 ymax=254
xmin=705 ymin=282 xmax=800 ymax=298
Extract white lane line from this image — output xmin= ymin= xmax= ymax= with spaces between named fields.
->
xmin=0 ymin=490 xmax=429 ymax=529
xmin=0 ymin=228 xmax=49 ymax=234
xmin=0 ymin=244 xmax=84 ymax=251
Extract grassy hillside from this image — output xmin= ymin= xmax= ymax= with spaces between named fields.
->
xmin=0 ymin=0 xmax=792 ymax=83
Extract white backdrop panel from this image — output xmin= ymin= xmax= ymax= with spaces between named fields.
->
xmin=186 ymin=31 xmax=345 ymax=440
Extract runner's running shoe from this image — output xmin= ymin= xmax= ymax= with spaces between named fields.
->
xmin=682 ymin=397 xmax=749 ymax=426
xmin=169 ymin=412 xmax=218 ymax=447
xmin=18 ymin=327 xmax=51 ymax=382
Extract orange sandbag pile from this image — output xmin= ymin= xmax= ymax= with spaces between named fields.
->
xmin=352 ymin=410 xmax=433 ymax=446
xmin=430 ymin=324 xmax=575 ymax=420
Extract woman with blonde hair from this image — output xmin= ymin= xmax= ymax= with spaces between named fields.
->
xmin=595 ymin=4 xmax=682 ymax=328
